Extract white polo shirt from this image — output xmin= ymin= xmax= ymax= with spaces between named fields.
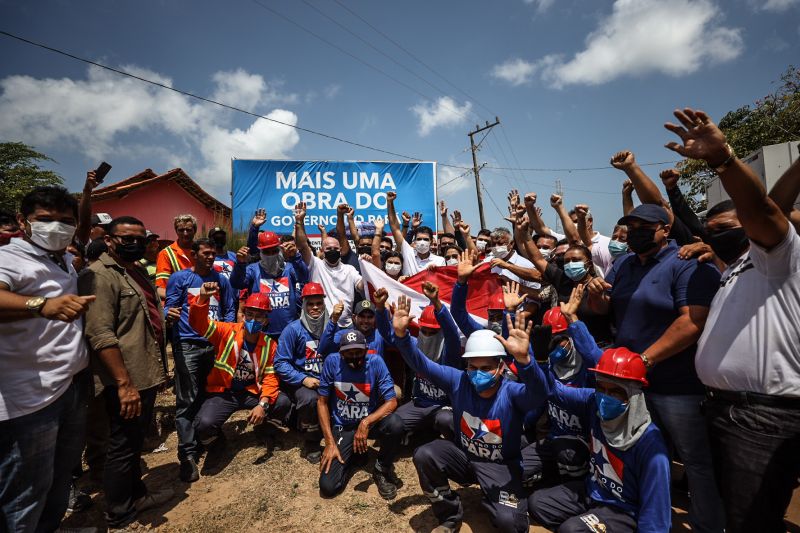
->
xmin=548 ymin=229 xmax=613 ymax=276
xmin=696 ymin=228 xmax=800 ymax=396
xmin=0 ymin=238 xmax=89 ymax=421
xmin=307 ymin=255 xmax=363 ymax=327
xmin=400 ymin=239 xmax=445 ymax=276
xmin=485 ymin=251 xmax=541 ymax=289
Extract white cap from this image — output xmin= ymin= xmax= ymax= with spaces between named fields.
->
xmin=462 ymin=330 xmax=506 ymax=358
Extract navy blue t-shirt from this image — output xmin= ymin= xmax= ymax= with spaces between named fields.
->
xmin=318 ymin=353 xmax=396 ymax=429
xmin=605 ymin=241 xmax=720 ymax=395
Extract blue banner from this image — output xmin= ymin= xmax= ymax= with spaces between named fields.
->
xmin=232 ymin=160 xmax=437 ymax=235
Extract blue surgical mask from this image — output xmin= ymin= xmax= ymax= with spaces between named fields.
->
xmin=549 ymin=344 xmax=570 ymax=364
xmin=244 ymin=319 xmax=263 ymax=334
xmin=608 ymin=240 xmax=629 ymax=258
xmin=564 ymin=261 xmax=588 ymax=281
xmin=596 ymin=392 xmax=628 ymax=421
xmin=467 ymin=368 xmax=500 ymax=392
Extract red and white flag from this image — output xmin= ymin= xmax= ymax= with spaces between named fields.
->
xmin=359 ymin=258 xmax=501 ymax=327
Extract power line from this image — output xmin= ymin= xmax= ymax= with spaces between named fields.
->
xmin=0 ymin=30 xmax=682 ymax=177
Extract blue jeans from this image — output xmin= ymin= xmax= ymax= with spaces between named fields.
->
xmin=172 ymin=340 xmax=215 ymax=462
xmin=646 ymin=392 xmax=725 ymax=533
xmin=0 ymin=370 xmax=89 ymax=533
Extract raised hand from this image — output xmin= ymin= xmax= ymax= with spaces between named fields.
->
xmin=236 ymin=246 xmax=250 ymax=264
xmin=251 ymin=208 xmax=267 ymax=227
xmin=457 ymin=250 xmax=479 ymax=282
xmin=84 ymin=171 xmax=99 ymax=193
xmin=294 ymin=201 xmax=307 ymax=223
xmin=422 ymin=281 xmax=439 ymax=302
xmin=317 ymin=224 xmax=327 ymax=235
xmin=610 ymin=150 xmax=636 ymax=170
xmin=456 ymin=220 xmax=471 ymax=236
xmin=517 ymin=213 xmax=531 ymax=235
xmin=659 ymin=168 xmax=680 ymax=190
xmin=199 ymin=281 xmax=219 ymax=297
xmin=622 ymin=179 xmax=634 ymax=196
xmin=502 ymin=280 xmax=524 ymax=311
xmin=374 ymin=216 xmax=385 ymax=232
xmin=559 ymin=283 xmax=584 ymax=323
xmin=496 ymin=312 xmax=533 ymax=363
xmin=550 ymin=194 xmax=563 ymax=208
xmin=574 ymin=204 xmax=590 ymax=220
xmin=401 ymin=211 xmax=411 ymax=225
xmin=451 ymin=210 xmax=462 ymax=226
xmin=508 ymin=189 xmax=520 ymax=210
xmin=373 ymin=287 xmax=389 ymax=309
xmin=439 ymin=200 xmax=448 ymax=217
xmin=664 ymin=108 xmax=730 ymax=165
xmin=524 ymin=192 xmax=537 ymax=207
xmin=346 ymin=206 xmax=355 ymax=219
xmin=386 ymin=191 xmax=397 ymax=203
xmin=392 ymin=295 xmax=416 ymax=337
xmin=411 ymin=212 xmax=423 ymax=229
xmin=281 ymin=240 xmax=297 ymax=259
xmin=331 ymin=300 xmax=345 ymax=323
xmin=337 ymin=204 xmax=350 ymax=216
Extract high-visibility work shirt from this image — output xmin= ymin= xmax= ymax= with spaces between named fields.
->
xmin=155 ymin=242 xmax=194 ymax=290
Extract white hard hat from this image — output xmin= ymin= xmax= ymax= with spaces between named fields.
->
xmin=462 ymin=330 xmax=506 ymax=358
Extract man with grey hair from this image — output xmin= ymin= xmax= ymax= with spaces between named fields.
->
xmin=485 ymin=227 xmax=539 ymax=290
xmin=155 ymin=214 xmax=197 ymax=299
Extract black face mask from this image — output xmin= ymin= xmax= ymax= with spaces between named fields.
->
xmin=627 ymin=227 xmax=659 ymax=255
xmin=115 ymin=242 xmax=146 ymax=263
xmin=324 ymin=249 xmax=341 ymax=264
xmin=345 ymin=357 xmax=366 ymax=370
xmin=706 ymin=227 xmax=749 ymax=264
xmin=212 ymin=236 xmax=226 ymax=248
xmin=357 ymin=245 xmax=371 ymax=256
xmin=379 ymin=249 xmax=391 ymax=263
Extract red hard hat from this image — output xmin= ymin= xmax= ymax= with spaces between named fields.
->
xmin=542 ymin=307 xmax=568 ymax=334
xmin=417 ymin=305 xmax=440 ymax=329
xmin=590 ymin=347 xmax=649 ymax=386
xmin=244 ymin=292 xmax=271 ymax=312
xmin=301 ymin=282 xmax=325 ymax=299
xmin=488 ymin=291 xmax=505 ymax=311
xmin=257 ymin=231 xmax=280 ymax=250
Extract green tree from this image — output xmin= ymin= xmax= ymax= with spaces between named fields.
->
xmin=0 ymin=142 xmax=63 ymax=213
xmin=678 ymin=65 xmax=800 ymax=211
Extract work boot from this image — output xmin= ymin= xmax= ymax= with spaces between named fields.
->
xmin=134 ymin=487 xmax=174 ymax=512
xmin=179 ymin=457 xmax=199 ymax=482
xmin=372 ymin=464 xmax=399 ymax=500
xmin=67 ymin=482 xmax=93 ymax=513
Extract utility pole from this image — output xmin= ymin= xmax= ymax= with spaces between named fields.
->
xmin=468 ymin=117 xmax=500 ymax=229
xmin=554 ymin=178 xmax=564 ymax=233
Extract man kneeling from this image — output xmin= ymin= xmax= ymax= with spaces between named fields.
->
xmin=190 ymin=282 xmax=291 ymax=456
xmin=317 ymin=329 xmax=403 ymax=500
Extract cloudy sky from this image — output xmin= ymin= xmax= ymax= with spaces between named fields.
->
xmin=1 ymin=0 xmax=798 ymax=233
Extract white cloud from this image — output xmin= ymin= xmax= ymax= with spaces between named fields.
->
xmin=525 ymin=0 xmax=743 ymax=87
xmin=524 ymin=0 xmax=555 ymax=12
xmin=758 ymin=0 xmax=799 ymax=11
xmin=491 ymin=58 xmax=539 ymax=86
xmin=437 ymin=164 xmax=473 ymax=194
xmin=0 ymin=65 xmax=300 ymax=196
xmin=410 ymin=96 xmax=472 ymax=137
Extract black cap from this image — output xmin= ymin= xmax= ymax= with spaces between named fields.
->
xmin=618 ymin=204 xmax=670 ymax=226
xmin=355 ymin=300 xmax=376 ymax=315
xmin=339 ymin=329 xmax=367 ymax=351
xmin=145 ymin=230 xmax=159 ymax=240
xmin=207 ymin=226 xmax=226 ymax=238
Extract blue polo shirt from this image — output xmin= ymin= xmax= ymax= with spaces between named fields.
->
xmin=605 ymin=241 xmax=720 ymax=395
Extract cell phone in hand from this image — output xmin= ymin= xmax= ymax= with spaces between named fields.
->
xmin=94 ymin=162 xmax=112 ymax=183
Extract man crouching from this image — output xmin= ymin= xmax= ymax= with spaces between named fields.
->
xmin=317 ymin=329 xmax=403 ymax=500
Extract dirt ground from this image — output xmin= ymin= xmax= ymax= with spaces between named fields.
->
xmin=62 ymin=390 xmax=800 ymax=533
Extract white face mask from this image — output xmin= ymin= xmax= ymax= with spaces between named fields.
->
xmin=476 ymin=240 xmax=487 ymax=251
xmin=493 ymin=245 xmax=508 ymax=257
xmin=415 ymin=239 xmax=431 ymax=254
xmin=28 ymin=220 xmax=76 ymax=251
xmin=385 ymin=262 xmax=402 ymax=275
xmin=539 ymin=248 xmax=552 ymax=259
xmin=445 ymin=258 xmax=459 ymax=266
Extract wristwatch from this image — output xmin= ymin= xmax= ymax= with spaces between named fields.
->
xmin=640 ymin=352 xmax=653 ymax=369
xmin=259 ymin=399 xmax=270 ymax=409
xmin=25 ymin=296 xmax=47 ymax=315
xmin=710 ymin=143 xmax=736 ymax=175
